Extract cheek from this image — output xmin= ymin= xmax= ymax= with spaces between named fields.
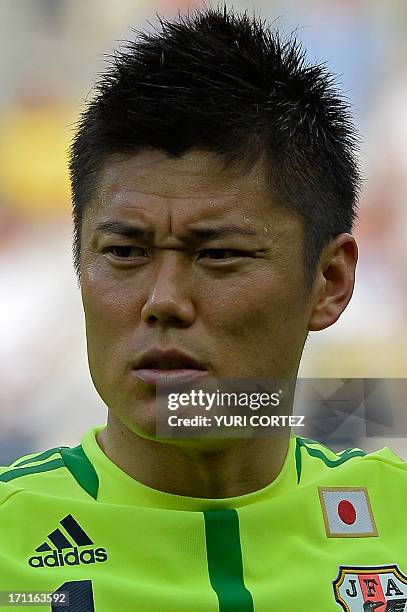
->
xmin=202 ymin=272 xmax=306 ymax=335
xmin=81 ymin=272 xmax=144 ymax=373
xmin=82 ymin=263 xmax=144 ymax=324
xmin=199 ymin=272 xmax=308 ymax=374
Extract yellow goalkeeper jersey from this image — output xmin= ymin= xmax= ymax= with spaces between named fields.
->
xmin=0 ymin=426 xmax=406 ymax=611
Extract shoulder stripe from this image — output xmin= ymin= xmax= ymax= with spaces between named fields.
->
xmin=0 ymin=459 xmax=65 ymax=483
xmin=295 ymin=437 xmax=366 ymax=484
xmin=60 ymin=445 xmax=99 ymax=500
xmin=0 ymin=445 xmax=99 ymax=498
xmin=12 ymin=447 xmax=69 ymax=468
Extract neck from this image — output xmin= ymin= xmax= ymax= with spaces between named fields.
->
xmin=97 ymin=412 xmax=291 ymax=498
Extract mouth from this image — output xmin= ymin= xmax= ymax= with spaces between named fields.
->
xmin=133 ymin=350 xmax=208 ymax=387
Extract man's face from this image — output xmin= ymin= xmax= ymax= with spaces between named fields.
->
xmin=80 ymin=149 xmax=314 ymax=437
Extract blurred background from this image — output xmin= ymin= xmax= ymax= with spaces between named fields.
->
xmin=0 ymin=0 xmax=406 ymax=463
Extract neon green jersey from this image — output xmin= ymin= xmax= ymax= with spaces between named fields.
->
xmin=0 ymin=426 xmax=406 ymax=612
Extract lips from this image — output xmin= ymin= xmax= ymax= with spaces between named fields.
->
xmin=135 ymin=349 xmax=205 ymax=371
xmin=133 ymin=348 xmax=208 ymax=387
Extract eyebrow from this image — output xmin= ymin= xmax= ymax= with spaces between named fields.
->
xmin=93 ymin=221 xmax=259 ymax=241
xmin=185 ymin=225 xmax=258 ymax=239
xmin=94 ymin=221 xmax=153 ymax=240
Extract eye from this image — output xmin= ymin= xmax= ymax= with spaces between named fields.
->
xmin=105 ymin=246 xmax=148 ymax=259
xmin=198 ymin=249 xmax=247 ymax=260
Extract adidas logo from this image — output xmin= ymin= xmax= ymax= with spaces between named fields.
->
xmin=28 ymin=514 xmax=108 ymax=568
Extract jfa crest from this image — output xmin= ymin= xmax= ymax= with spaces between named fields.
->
xmin=333 ymin=565 xmax=407 ymax=611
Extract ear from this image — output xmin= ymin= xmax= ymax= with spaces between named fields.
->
xmin=308 ymin=233 xmax=358 ymax=332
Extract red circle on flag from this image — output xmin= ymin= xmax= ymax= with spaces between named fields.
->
xmin=337 ymin=499 xmax=357 ymax=525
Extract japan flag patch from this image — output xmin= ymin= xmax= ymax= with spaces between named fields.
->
xmin=318 ymin=487 xmax=378 ymax=538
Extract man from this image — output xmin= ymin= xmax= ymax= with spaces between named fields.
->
xmin=1 ymin=7 xmax=406 ymax=611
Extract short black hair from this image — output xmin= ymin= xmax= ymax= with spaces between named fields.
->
xmin=70 ymin=5 xmax=361 ymax=282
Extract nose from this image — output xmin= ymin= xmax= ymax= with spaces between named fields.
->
xmin=141 ymin=251 xmax=196 ymax=327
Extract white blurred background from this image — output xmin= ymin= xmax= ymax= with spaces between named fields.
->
xmin=0 ymin=0 xmax=406 ymax=463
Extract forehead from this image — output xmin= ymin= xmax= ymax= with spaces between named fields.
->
xmin=85 ymin=149 xmax=280 ymax=227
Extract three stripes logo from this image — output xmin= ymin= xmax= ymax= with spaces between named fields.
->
xmin=28 ymin=514 xmax=108 ymax=568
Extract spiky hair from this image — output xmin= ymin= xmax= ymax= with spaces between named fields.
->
xmin=70 ymin=5 xmax=361 ymax=281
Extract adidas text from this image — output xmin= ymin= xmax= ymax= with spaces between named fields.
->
xmin=28 ymin=547 xmax=108 ymax=568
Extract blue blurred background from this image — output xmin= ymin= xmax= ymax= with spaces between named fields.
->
xmin=1 ymin=0 xmax=406 ymax=462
